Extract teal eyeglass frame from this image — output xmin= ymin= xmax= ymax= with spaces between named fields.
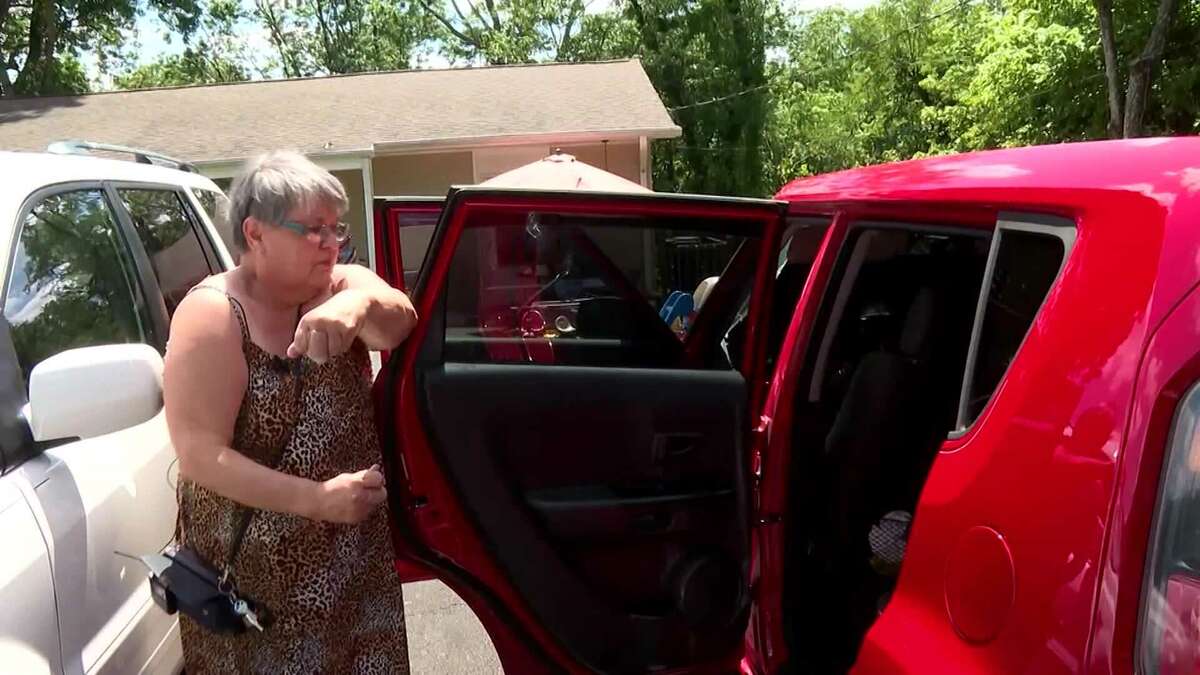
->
xmin=278 ymin=220 xmax=351 ymax=245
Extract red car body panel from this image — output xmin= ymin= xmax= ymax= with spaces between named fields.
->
xmin=374 ymin=138 xmax=1200 ymax=674
xmin=775 ymin=138 xmax=1200 ymax=675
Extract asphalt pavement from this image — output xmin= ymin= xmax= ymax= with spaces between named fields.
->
xmin=404 ymin=581 xmax=503 ymax=674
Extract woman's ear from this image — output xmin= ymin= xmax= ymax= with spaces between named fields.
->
xmin=243 ymin=216 xmax=264 ymax=252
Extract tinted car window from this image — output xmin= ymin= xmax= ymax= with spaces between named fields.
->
xmin=443 ymin=210 xmax=752 ymax=368
xmin=119 ymin=189 xmax=214 ymax=315
xmin=4 ymin=189 xmax=149 ymax=385
xmin=964 ymin=228 xmax=1065 ymax=423
xmin=191 ymin=187 xmax=234 ymax=254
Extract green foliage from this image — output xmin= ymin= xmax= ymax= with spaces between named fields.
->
xmin=764 ymin=0 xmax=1199 ymax=189
xmin=416 ymin=0 xmax=590 ymax=64
xmin=113 ymin=49 xmax=247 ymax=88
xmin=628 ymin=0 xmax=772 ymax=196
xmin=246 ymin=0 xmax=434 ymax=76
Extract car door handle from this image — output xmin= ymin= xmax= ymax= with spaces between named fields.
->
xmin=652 ymin=433 xmax=702 ymax=463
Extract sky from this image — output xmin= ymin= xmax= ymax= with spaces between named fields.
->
xmin=88 ymin=0 xmax=879 ymax=86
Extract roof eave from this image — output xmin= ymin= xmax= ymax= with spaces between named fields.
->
xmin=372 ymin=127 xmax=682 ymax=155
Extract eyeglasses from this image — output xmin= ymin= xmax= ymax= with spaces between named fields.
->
xmin=277 ymin=220 xmax=351 ymax=245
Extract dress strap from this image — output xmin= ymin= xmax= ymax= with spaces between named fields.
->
xmin=188 ymin=284 xmax=252 ymax=344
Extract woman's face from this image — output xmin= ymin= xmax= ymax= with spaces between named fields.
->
xmin=254 ymin=200 xmax=341 ymax=291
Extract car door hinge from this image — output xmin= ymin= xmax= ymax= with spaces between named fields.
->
xmin=750 ymin=415 xmax=771 ymax=477
xmin=752 ymin=414 xmax=772 ymax=437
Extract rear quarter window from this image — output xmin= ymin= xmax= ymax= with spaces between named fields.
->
xmin=957 ymin=216 xmax=1075 ymax=429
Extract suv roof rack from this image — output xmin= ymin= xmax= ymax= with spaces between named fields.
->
xmin=46 ymin=140 xmax=198 ymax=173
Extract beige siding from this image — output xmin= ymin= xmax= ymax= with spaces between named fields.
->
xmin=558 ymin=142 xmax=640 ymax=184
xmin=373 ymin=152 xmax=474 ymax=197
xmin=330 ymin=169 xmax=369 ymax=265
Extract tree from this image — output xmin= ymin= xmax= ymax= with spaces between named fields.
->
xmin=1095 ymin=0 xmax=1183 ymax=137
xmin=253 ymin=0 xmax=316 ymax=77
xmin=1 ymin=0 xmax=203 ymax=96
xmin=113 ymin=50 xmax=247 ymax=88
xmin=114 ymin=0 xmax=251 ymax=88
xmin=555 ymin=8 xmax=640 ymax=62
xmin=627 ymin=0 xmax=773 ymax=196
xmin=249 ymin=0 xmax=432 ymax=76
xmin=413 ymin=0 xmax=590 ymax=64
xmin=302 ymin=0 xmax=432 ymax=73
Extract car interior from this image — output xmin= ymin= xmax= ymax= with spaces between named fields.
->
xmin=779 ymin=225 xmax=991 ymax=673
xmin=410 ymin=205 xmax=772 ymax=672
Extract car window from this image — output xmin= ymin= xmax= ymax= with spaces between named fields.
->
xmin=443 ymin=210 xmax=753 ymax=368
xmin=397 ymin=211 xmax=438 ymax=291
xmin=119 ymin=189 xmax=215 ymax=315
xmin=3 ymin=189 xmax=150 ymax=386
xmin=191 ymin=187 xmax=234 ymax=254
xmin=960 ymin=221 xmax=1072 ymax=426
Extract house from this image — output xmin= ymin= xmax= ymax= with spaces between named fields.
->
xmin=0 ymin=59 xmax=681 ymax=269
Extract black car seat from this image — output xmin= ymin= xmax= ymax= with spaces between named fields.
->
xmin=808 ymin=285 xmax=945 ymax=671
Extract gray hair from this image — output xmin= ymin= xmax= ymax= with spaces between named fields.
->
xmin=224 ymin=150 xmax=348 ymax=251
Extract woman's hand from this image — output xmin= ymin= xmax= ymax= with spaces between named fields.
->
xmin=312 ymin=464 xmax=388 ymax=523
xmin=287 ymin=289 xmax=371 ymax=363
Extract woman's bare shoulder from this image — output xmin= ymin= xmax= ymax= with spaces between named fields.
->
xmin=170 ymin=278 xmax=244 ymax=349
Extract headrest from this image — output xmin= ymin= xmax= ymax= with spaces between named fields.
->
xmin=900 ymin=287 xmax=936 ymax=357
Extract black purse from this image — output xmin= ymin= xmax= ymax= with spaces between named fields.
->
xmin=133 ymin=357 xmax=306 ymax=635
xmin=147 ymin=510 xmax=275 ymax=634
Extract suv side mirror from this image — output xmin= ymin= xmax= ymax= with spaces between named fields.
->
xmin=26 ymin=344 xmax=164 ymax=442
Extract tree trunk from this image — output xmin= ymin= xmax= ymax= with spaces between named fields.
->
xmin=1094 ymin=0 xmax=1124 ymax=137
xmin=15 ymin=0 xmax=59 ymax=94
xmin=1122 ymin=0 xmax=1179 ymax=137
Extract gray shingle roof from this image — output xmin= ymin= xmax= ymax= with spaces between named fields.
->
xmin=0 ymin=59 xmax=680 ymax=163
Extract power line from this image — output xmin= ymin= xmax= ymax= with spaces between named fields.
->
xmin=667 ymin=0 xmax=976 ymax=113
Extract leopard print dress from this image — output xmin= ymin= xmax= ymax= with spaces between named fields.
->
xmin=176 ymin=287 xmax=409 ymax=674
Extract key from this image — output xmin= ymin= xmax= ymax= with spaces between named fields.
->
xmin=232 ymin=598 xmax=264 ymax=632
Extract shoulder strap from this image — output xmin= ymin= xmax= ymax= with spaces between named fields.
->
xmin=187 ymin=284 xmax=252 ymax=345
xmin=222 ymin=304 xmax=307 ymax=578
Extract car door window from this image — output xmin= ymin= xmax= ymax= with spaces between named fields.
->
xmin=118 ymin=188 xmax=215 ymax=315
xmin=4 ymin=189 xmax=150 ymax=386
xmin=444 ymin=211 xmax=752 ymax=368
xmin=191 ymin=187 xmax=234 ymax=255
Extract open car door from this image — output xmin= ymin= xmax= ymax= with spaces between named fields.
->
xmin=373 ymin=196 xmax=445 ymax=293
xmin=375 ymin=187 xmax=786 ymax=673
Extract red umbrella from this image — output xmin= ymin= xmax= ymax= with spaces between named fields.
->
xmin=480 ymin=150 xmax=651 ymax=192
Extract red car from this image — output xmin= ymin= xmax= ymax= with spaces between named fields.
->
xmin=371 ymin=137 xmax=1200 ymax=674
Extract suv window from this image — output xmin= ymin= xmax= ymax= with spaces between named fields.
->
xmin=118 ymin=189 xmax=214 ymax=315
xmin=191 ymin=187 xmax=234 ymax=254
xmin=443 ymin=210 xmax=753 ymax=368
xmin=960 ymin=220 xmax=1072 ymax=426
xmin=4 ymin=189 xmax=150 ymax=385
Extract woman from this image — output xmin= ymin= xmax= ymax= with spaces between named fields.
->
xmin=165 ymin=150 xmax=417 ymax=673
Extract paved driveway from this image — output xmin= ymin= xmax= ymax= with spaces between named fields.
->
xmin=404 ymin=581 xmax=503 ymax=674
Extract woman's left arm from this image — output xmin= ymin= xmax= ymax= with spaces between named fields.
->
xmin=288 ymin=265 xmax=418 ymax=361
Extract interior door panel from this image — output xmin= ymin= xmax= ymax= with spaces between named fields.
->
xmin=419 ymin=363 xmax=749 ymax=672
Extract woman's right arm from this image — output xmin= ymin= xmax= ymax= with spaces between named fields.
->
xmin=165 ymin=290 xmax=385 ymax=523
